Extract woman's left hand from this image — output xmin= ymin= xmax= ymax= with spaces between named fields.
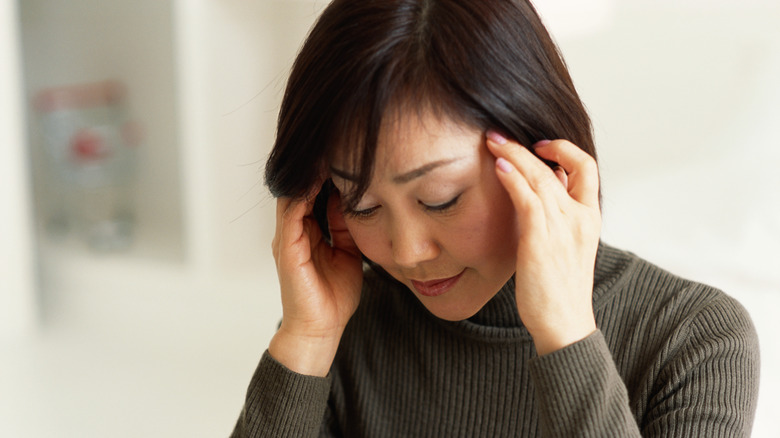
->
xmin=486 ymin=133 xmax=602 ymax=356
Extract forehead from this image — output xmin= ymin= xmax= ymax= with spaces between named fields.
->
xmin=382 ymin=111 xmax=477 ymax=162
xmin=332 ymin=108 xmax=482 ymax=176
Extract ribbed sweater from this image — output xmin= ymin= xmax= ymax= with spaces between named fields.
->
xmin=231 ymin=242 xmax=760 ymax=437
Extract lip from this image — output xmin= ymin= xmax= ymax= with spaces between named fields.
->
xmin=411 ymin=270 xmax=465 ymax=297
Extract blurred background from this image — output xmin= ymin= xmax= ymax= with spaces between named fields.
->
xmin=1 ymin=0 xmax=777 ymax=436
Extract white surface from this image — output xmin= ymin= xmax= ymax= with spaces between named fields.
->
xmin=0 ymin=0 xmax=37 ymax=338
xmin=1 ymin=1 xmax=777 ymax=437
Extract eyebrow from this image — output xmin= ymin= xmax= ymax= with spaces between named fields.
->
xmin=330 ymin=157 xmax=464 ymax=184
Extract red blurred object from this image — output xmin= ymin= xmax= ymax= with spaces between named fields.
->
xmin=34 ymin=80 xmax=140 ymax=251
xmin=71 ymin=128 xmax=111 ymax=162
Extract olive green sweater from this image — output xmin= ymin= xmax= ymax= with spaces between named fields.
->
xmin=231 ymin=243 xmax=759 ymax=437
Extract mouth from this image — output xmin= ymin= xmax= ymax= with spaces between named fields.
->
xmin=410 ymin=270 xmax=465 ymax=297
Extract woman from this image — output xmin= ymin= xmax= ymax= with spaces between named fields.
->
xmin=231 ymin=0 xmax=759 ymax=436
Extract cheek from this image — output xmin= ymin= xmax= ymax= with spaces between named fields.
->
xmin=452 ymin=206 xmax=516 ymax=258
xmin=344 ymin=221 xmax=387 ymax=262
xmin=453 ymin=188 xmax=518 ymax=262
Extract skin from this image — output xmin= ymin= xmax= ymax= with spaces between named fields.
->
xmin=269 ymin=110 xmax=602 ymax=377
xmin=332 ymin=113 xmax=520 ymax=322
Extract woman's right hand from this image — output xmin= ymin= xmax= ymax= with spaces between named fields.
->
xmin=268 ymin=189 xmax=364 ymax=377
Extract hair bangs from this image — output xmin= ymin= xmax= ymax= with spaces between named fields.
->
xmin=328 ymin=41 xmax=483 ymax=210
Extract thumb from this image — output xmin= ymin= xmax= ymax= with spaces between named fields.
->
xmin=327 ymin=190 xmax=361 ymax=256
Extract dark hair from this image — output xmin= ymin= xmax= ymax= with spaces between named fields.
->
xmin=265 ymin=0 xmax=595 ymax=209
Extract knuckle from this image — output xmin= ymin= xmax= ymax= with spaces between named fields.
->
xmin=551 ymin=138 xmax=574 ymax=150
xmin=525 ymin=171 xmax=548 ymax=190
xmin=504 ymin=143 xmax=528 ymax=162
xmin=579 ymin=154 xmax=598 ymax=172
xmin=281 ymin=205 xmax=294 ymax=221
xmin=525 ymin=166 xmax=557 ymax=191
xmin=570 ymin=155 xmax=598 ymax=180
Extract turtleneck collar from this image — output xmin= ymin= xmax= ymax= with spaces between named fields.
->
xmin=466 ymin=276 xmax=522 ymax=328
xmin=373 ymin=241 xmax=636 ymax=340
xmin=434 ymin=241 xmax=636 ymax=339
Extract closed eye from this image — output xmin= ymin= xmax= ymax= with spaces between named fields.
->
xmin=344 ymin=194 xmax=462 ymax=219
xmin=422 ymin=194 xmax=461 ymax=213
xmin=343 ymin=204 xmax=379 ymax=219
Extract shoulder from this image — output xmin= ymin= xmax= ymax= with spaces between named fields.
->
xmin=594 ymin=241 xmax=759 ymax=370
xmin=594 ymin=242 xmax=752 ymax=326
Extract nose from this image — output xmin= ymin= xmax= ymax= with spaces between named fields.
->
xmin=389 ymin=215 xmax=440 ymax=268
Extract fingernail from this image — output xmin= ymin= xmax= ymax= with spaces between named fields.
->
xmin=487 ymin=130 xmax=508 ymax=145
xmin=496 ymin=157 xmax=513 ymax=173
xmin=532 ymin=139 xmax=551 ymax=149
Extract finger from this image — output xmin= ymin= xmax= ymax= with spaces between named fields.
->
xmin=493 ymin=156 xmax=547 ymax=235
xmin=327 ymin=190 xmax=361 ymax=256
xmin=275 ymin=197 xmax=293 ymax=229
xmin=486 ymin=132 xmax=568 ymax=208
xmin=279 ymin=196 xmax=314 ymax=252
xmin=273 ymin=197 xmax=294 ymax=255
xmin=553 ymin=166 xmax=568 ymax=190
xmin=533 ymin=140 xmax=599 ymax=208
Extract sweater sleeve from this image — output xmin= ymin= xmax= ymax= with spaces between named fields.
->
xmin=529 ymin=330 xmax=641 ymax=437
xmin=528 ymin=294 xmax=760 ymax=437
xmin=642 ymin=294 xmax=760 ymax=437
xmin=230 ymin=351 xmax=332 ymax=438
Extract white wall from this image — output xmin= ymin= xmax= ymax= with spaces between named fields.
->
xmin=0 ymin=0 xmax=37 ymax=339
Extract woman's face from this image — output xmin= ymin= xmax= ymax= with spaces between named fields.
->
xmin=331 ymin=110 xmax=519 ymax=321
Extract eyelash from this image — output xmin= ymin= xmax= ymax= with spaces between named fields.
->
xmin=424 ymin=194 xmax=461 ymax=213
xmin=343 ymin=205 xmax=378 ymax=219
xmin=343 ymin=194 xmax=462 ymax=219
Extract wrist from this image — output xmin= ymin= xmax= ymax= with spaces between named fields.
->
xmin=530 ymin=319 xmax=597 ymax=356
xmin=268 ymin=327 xmax=343 ymax=377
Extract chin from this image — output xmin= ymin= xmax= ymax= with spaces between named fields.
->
xmin=417 ymin=295 xmax=490 ymax=322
